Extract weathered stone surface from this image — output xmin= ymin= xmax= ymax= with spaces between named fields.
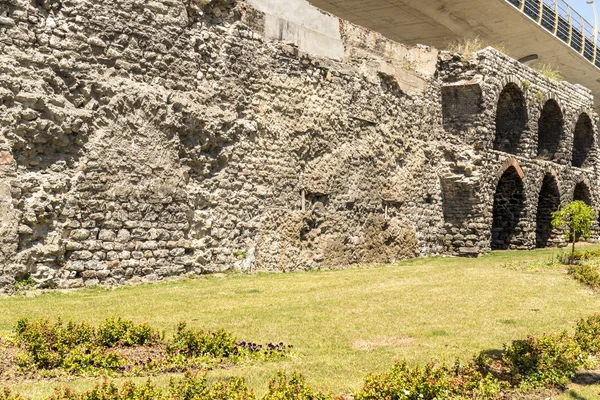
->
xmin=0 ymin=0 xmax=597 ymax=291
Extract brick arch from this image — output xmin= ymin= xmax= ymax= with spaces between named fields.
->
xmin=496 ymin=157 xmax=525 ymax=180
xmin=491 ymin=159 xmax=527 ymax=250
xmin=493 ymin=78 xmax=528 ymax=155
xmin=537 ymin=96 xmax=565 ymax=162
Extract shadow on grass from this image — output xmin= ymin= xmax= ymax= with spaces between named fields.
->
xmin=560 ymin=372 xmax=600 ymax=400
xmin=562 ymin=390 xmax=591 ymax=400
xmin=479 ymin=348 xmax=504 ymax=359
xmin=572 ymin=371 xmax=600 ymax=385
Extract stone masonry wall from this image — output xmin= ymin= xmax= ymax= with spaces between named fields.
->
xmin=0 ymin=0 xmax=597 ymax=291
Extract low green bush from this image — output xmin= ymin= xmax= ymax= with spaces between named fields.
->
xmin=61 ymin=346 xmax=125 ymax=375
xmin=502 ymin=333 xmax=584 ymax=387
xmin=571 ymin=249 xmax=600 ymax=262
xmin=167 ymin=322 xmax=290 ymax=364
xmin=355 ymin=361 xmax=454 ymax=400
xmin=14 ymin=319 xmax=97 ymax=370
xmin=2 ymin=373 xmax=324 ymax=400
xmin=0 ymin=388 xmax=25 ymax=400
xmin=167 ymin=322 xmax=238 ymax=359
xmin=355 ymin=360 xmax=504 ymax=400
xmin=13 ymin=318 xmax=157 ymax=373
xmin=200 ymin=378 xmax=255 ymax=400
xmin=47 ymin=380 xmax=163 ymax=400
xmin=568 ymin=264 xmax=600 ymax=290
xmin=96 ymin=318 xmax=156 ymax=348
xmin=356 ymin=321 xmax=597 ymax=399
xmin=11 ymin=318 xmax=291 ymax=378
xmin=574 ymin=313 xmax=600 ymax=355
xmin=47 ymin=374 xmax=256 ymax=400
xmin=262 ymin=372 xmax=332 ymax=400
xmin=168 ymin=373 xmax=212 ymax=400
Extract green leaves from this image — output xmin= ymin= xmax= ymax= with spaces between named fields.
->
xmin=12 ymin=318 xmax=291 ymax=378
xmin=551 ymin=201 xmax=595 ymax=242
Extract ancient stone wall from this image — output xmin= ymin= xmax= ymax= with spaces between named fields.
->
xmin=439 ymin=50 xmax=599 ymax=254
xmin=0 ymin=0 xmax=597 ymax=291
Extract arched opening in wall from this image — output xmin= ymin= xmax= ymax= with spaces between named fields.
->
xmin=537 ymin=100 xmax=564 ymax=161
xmin=491 ymin=166 xmax=526 ymax=250
xmin=574 ymin=181 xmax=592 ymax=205
xmin=494 ymin=83 xmax=528 ymax=154
xmin=535 ymin=174 xmax=561 ymax=248
xmin=572 ymin=113 xmax=595 ymax=168
xmin=573 ymin=181 xmax=593 ymax=241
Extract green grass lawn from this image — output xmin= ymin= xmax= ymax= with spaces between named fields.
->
xmin=2 ymin=247 xmax=600 ymax=398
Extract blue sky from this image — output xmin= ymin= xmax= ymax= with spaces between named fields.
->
xmin=569 ymin=0 xmax=598 ymax=26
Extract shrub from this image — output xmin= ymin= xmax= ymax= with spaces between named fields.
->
xmin=14 ymin=319 xmax=95 ymax=370
xmin=13 ymin=318 xmax=158 ymax=373
xmin=47 ymin=380 xmax=163 ymax=400
xmin=13 ymin=273 xmax=35 ymax=292
xmin=574 ymin=314 xmax=600 ymax=355
xmin=568 ymin=264 xmax=600 ymax=290
xmin=23 ymin=374 xmax=255 ymax=400
xmin=205 ymin=378 xmax=255 ymax=400
xmin=0 ymin=388 xmax=25 ymax=400
xmin=167 ymin=322 xmax=238 ymax=359
xmin=167 ymin=322 xmax=290 ymax=363
xmin=355 ymin=361 xmax=459 ymax=400
xmin=502 ymin=333 xmax=585 ymax=387
xmin=97 ymin=318 xmax=156 ymax=347
xmin=263 ymin=372 xmax=331 ymax=400
xmin=356 ymin=362 xmax=508 ymax=400
xmin=571 ymin=249 xmax=600 ymax=262
xmin=168 ymin=373 xmax=209 ymax=400
xmin=61 ymin=346 xmax=124 ymax=374
xmin=12 ymin=318 xmax=291 ymax=378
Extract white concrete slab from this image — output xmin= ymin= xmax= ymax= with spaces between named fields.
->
xmin=248 ymin=0 xmax=345 ymax=60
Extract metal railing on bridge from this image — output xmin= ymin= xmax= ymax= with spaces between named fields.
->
xmin=507 ymin=0 xmax=600 ymax=68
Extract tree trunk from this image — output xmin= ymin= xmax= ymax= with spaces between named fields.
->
xmin=571 ymin=228 xmax=576 ymax=264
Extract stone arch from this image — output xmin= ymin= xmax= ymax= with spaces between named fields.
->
xmin=491 ymin=164 xmax=527 ymax=250
xmin=572 ymin=112 xmax=595 ymax=168
xmin=535 ymin=173 xmax=561 ymax=248
xmin=573 ymin=180 xmax=594 ymax=241
xmin=537 ymin=99 xmax=564 ymax=161
xmin=573 ymin=181 xmax=592 ymax=205
xmin=494 ymin=81 xmax=527 ymax=154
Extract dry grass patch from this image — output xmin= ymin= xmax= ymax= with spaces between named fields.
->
xmin=536 ymin=63 xmax=563 ymax=81
xmin=447 ymin=36 xmax=508 ymax=56
xmin=351 ymin=336 xmax=415 ymax=351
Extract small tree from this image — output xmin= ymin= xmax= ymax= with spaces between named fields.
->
xmin=551 ymin=201 xmax=596 ymax=263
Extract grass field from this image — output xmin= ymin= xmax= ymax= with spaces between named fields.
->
xmin=2 ymin=246 xmax=600 ymax=399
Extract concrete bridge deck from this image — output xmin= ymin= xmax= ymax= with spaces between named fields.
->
xmin=308 ymin=0 xmax=600 ymax=106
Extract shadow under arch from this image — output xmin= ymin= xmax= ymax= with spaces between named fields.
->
xmin=491 ymin=163 xmax=527 ymax=250
xmin=574 ymin=181 xmax=592 ymax=205
xmin=535 ymin=174 xmax=561 ymax=248
xmin=494 ymin=82 xmax=527 ymax=155
xmin=537 ymin=99 xmax=564 ymax=162
xmin=572 ymin=113 xmax=595 ymax=168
